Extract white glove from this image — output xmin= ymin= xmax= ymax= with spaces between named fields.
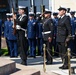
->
xmin=16 ymin=25 xmax=21 ymax=30
xmin=72 ymin=35 xmax=75 ymax=37
xmin=72 ymin=35 xmax=75 ymax=40
xmin=25 ymin=33 xmax=27 ymax=37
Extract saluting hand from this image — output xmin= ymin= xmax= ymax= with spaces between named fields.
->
xmin=13 ymin=14 xmax=16 ymax=20
xmin=48 ymin=37 xmax=52 ymax=42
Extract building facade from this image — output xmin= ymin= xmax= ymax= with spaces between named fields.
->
xmin=52 ymin=0 xmax=76 ymax=12
xmin=0 ymin=0 xmax=76 ymax=20
xmin=9 ymin=0 xmax=52 ymax=12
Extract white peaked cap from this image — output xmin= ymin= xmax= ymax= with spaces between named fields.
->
xmin=18 ymin=6 xmax=26 ymax=9
xmin=36 ymin=12 xmax=41 ymax=14
xmin=6 ymin=13 xmax=13 ymax=16
xmin=29 ymin=12 xmax=34 ymax=14
xmin=6 ymin=13 xmax=10 ymax=15
xmin=45 ymin=8 xmax=50 ymax=11
xmin=59 ymin=5 xmax=67 ymax=10
xmin=10 ymin=13 xmax=13 ymax=16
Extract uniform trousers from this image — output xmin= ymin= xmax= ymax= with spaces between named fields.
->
xmin=57 ymin=42 xmax=68 ymax=66
xmin=17 ymin=30 xmax=28 ymax=62
xmin=8 ymin=40 xmax=18 ymax=57
xmin=37 ymin=38 xmax=43 ymax=55
xmin=53 ymin=36 xmax=59 ymax=56
xmin=44 ymin=41 xmax=53 ymax=63
xmin=5 ymin=38 xmax=10 ymax=55
xmin=28 ymin=39 xmax=36 ymax=56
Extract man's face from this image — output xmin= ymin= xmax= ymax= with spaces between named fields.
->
xmin=44 ymin=13 xmax=51 ymax=18
xmin=7 ymin=18 xmax=10 ymax=21
xmin=18 ymin=9 xmax=24 ymax=15
xmin=58 ymin=10 xmax=66 ymax=16
xmin=53 ymin=15 xmax=57 ymax=18
xmin=10 ymin=17 xmax=13 ymax=21
xmin=29 ymin=16 xmax=34 ymax=20
xmin=71 ymin=14 xmax=75 ymax=17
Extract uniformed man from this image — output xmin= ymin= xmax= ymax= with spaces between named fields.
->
xmin=0 ymin=19 xmax=2 ymax=56
xmin=13 ymin=6 xmax=28 ymax=65
xmin=53 ymin=12 xmax=59 ymax=57
xmin=27 ymin=12 xmax=36 ymax=58
xmin=4 ymin=13 xmax=10 ymax=55
xmin=70 ymin=11 xmax=76 ymax=36
xmin=56 ymin=7 xmax=72 ymax=69
xmin=69 ymin=11 xmax=76 ymax=56
xmin=42 ymin=9 xmax=54 ymax=64
xmin=36 ymin=12 xmax=43 ymax=56
xmin=7 ymin=13 xmax=18 ymax=57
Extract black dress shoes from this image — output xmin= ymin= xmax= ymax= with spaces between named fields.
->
xmin=59 ymin=65 xmax=64 ymax=69
xmin=46 ymin=61 xmax=53 ymax=65
xmin=33 ymin=56 xmax=36 ymax=58
xmin=21 ymin=61 xmax=27 ymax=65
xmin=28 ymin=55 xmax=36 ymax=58
xmin=59 ymin=65 xmax=68 ymax=69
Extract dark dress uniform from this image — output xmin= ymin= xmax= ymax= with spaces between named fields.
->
xmin=43 ymin=17 xmax=54 ymax=64
xmin=56 ymin=15 xmax=71 ymax=68
xmin=16 ymin=14 xmax=28 ymax=64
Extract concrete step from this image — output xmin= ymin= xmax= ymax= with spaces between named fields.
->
xmin=41 ymin=71 xmax=58 ymax=75
xmin=11 ymin=63 xmax=40 ymax=75
xmin=0 ymin=57 xmax=58 ymax=75
xmin=11 ymin=63 xmax=58 ymax=75
xmin=11 ymin=70 xmax=40 ymax=75
xmin=0 ymin=57 xmax=16 ymax=75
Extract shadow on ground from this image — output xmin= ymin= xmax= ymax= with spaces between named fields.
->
xmin=10 ymin=56 xmax=63 ymax=66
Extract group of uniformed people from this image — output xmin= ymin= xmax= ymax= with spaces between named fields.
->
xmin=0 ymin=5 xmax=76 ymax=69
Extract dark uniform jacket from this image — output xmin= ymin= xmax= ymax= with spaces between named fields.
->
xmin=16 ymin=14 xmax=28 ymax=30
xmin=43 ymin=18 xmax=54 ymax=41
xmin=16 ymin=14 xmax=28 ymax=61
xmin=56 ymin=15 xmax=72 ymax=42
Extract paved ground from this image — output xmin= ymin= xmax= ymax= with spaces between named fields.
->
xmin=1 ymin=38 xmax=76 ymax=75
xmin=1 ymin=38 xmax=7 ymax=48
xmin=1 ymin=56 xmax=76 ymax=75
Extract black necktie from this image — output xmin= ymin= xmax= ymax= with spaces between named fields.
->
xmin=59 ymin=17 xmax=61 ymax=21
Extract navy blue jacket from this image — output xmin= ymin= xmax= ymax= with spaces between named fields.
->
xmin=53 ymin=17 xmax=58 ymax=36
xmin=36 ymin=22 xmax=43 ymax=38
xmin=27 ymin=19 xmax=36 ymax=39
xmin=7 ymin=21 xmax=17 ymax=40
xmin=4 ymin=21 xmax=9 ymax=38
xmin=0 ymin=20 xmax=2 ymax=36
xmin=70 ymin=17 xmax=76 ymax=35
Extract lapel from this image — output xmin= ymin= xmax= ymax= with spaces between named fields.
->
xmin=19 ymin=14 xmax=26 ymax=21
xmin=58 ymin=15 xmax=66 ymax=24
